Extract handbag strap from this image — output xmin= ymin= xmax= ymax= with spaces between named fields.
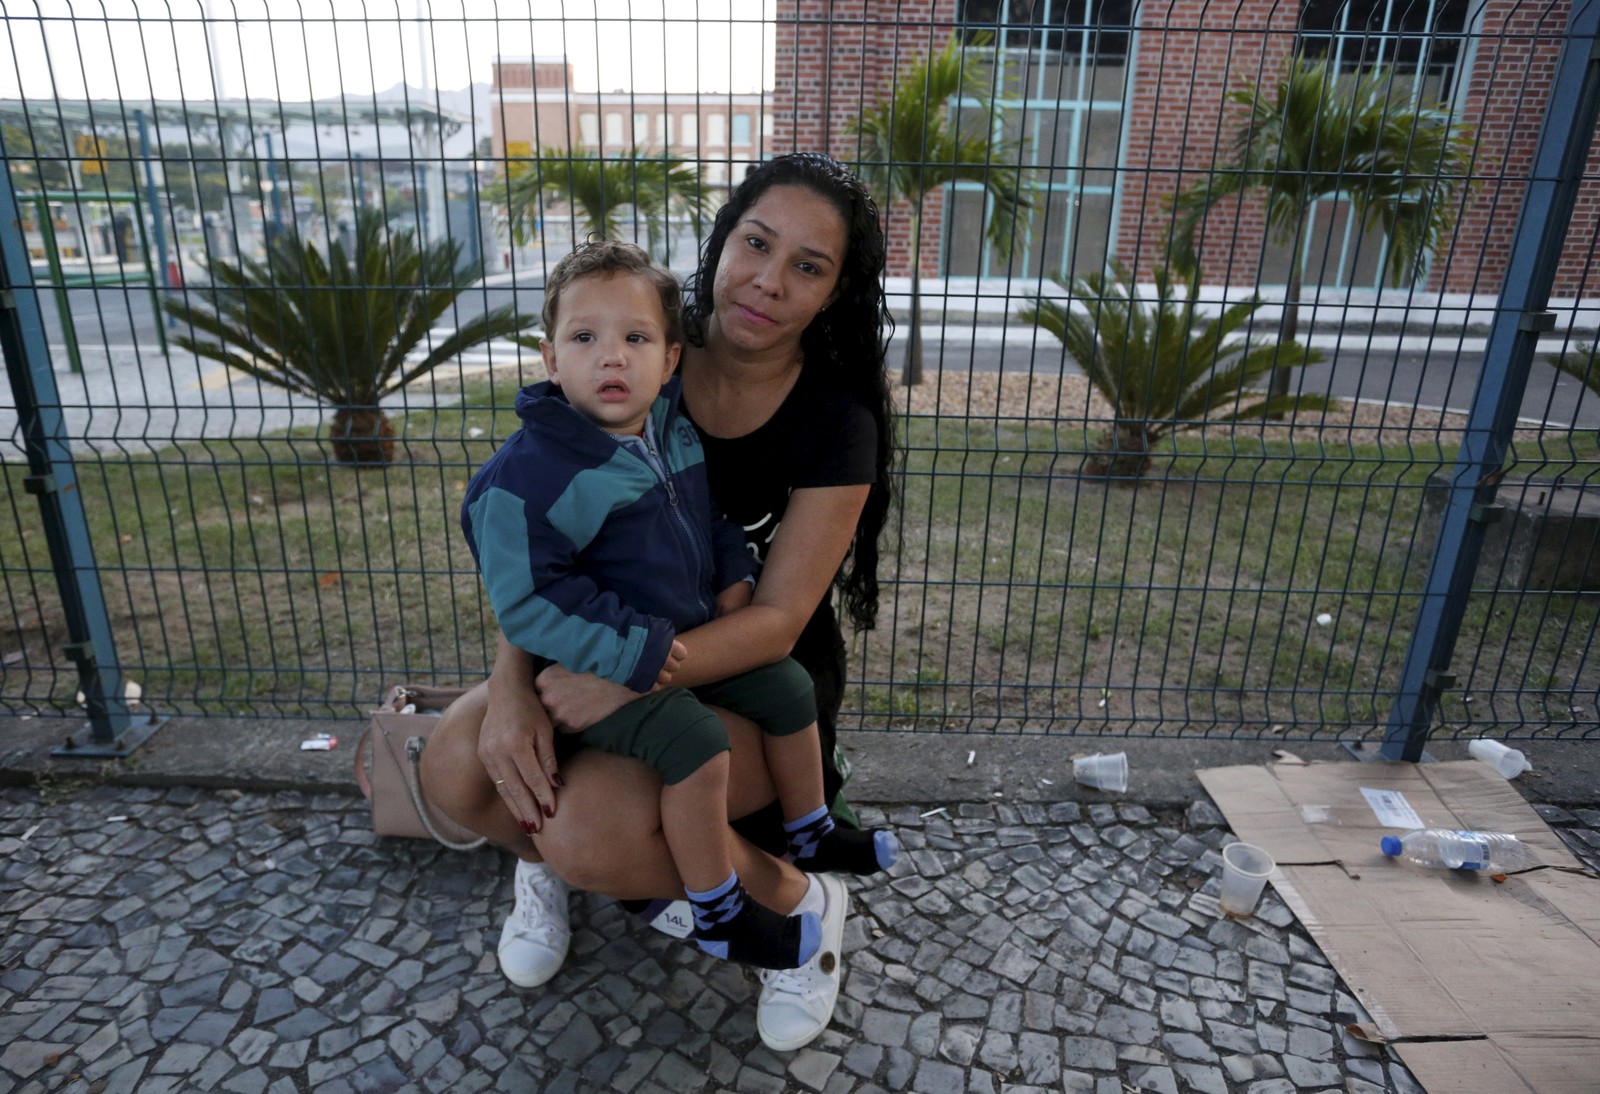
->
xmin=403 ymin=735 xmax=488 ymax=852
xmin=355 ymin=725 xmax=488 ymax=852
xmin=355 ymin=726 xmax=376 ymax=801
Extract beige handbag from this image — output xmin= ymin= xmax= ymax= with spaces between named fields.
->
xmin=355 ymin=685 xmax=488 ymax=851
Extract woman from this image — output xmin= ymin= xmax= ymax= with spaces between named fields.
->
xmin=421 ymin=152 xmax=894 ymax=1053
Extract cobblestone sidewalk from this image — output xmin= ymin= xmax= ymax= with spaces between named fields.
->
xmin=4 ymin=785 xmax=1598 ymax=1094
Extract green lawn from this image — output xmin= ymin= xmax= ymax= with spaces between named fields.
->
xmin=3 ymin=385 xmax=1596 ymax=737
xmin=868 ymin=421 xmax=1597 ymax=735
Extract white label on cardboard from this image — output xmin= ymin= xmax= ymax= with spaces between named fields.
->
xmin=1361 ymin=787 xmax=1425 ymax=829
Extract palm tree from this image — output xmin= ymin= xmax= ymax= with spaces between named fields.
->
xmin=164 ymin=209 xmax=531 ymax=465
xmin=1549 ymin=341 xmax=1599 ymax=445
xmin=1170 ymin=54 xmax=1473 ymax=405
xmin=848 ymin=34 xmax=1031 ymax=385
xmin=1018 ymin=262 xmax=1328 ymax=478
xmin=490 ymin=146 xmax=713 ymax=261
xmin=1549 ymin=341 xmax=1598 ymax=398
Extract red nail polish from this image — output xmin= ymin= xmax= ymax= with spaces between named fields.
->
xmin=520 ymin=820 xmax=536 ymax=837
xmin=543 ymin=802 xmax=556 ymax=819
xmin=552 ymin=773 xmax=565 ymax=789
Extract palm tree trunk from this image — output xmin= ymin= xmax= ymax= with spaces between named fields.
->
xmin=330 ymin=405 xmax=395 ymax=466
xmin=1270 ymin=221 xmax=1306 ymax=417
xmin=903 ymin=197 xmax=925 ymax=387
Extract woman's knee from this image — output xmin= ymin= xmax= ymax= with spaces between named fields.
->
xmin=418 ymin=683 xmax=492 ymax=822
xmin=535 ymin=823 xmax=609 ymax=891
xmin=534 ymin=752 xmax=667 ymax=893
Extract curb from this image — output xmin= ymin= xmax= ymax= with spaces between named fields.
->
xmin=4 ymin=714 xmax=1597 ymax=808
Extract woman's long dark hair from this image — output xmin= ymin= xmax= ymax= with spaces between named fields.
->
xmin=683 ymin=152 xmax=896 ymax=632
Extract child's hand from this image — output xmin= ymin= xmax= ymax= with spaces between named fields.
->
xmin=715 ymin=580 xmax=753 ymax=618
xmin=655 ymin=639 xmax=688 ymax=688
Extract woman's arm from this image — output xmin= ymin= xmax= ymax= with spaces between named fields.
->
xmin=668 ymin=482 xmax=870 ymax=687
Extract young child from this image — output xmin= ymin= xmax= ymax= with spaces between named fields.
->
xmin=462 ymin=240 xmax=897 ymax=971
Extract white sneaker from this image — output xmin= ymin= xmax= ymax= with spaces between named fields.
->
xmin=498 ymin=859 xmax=570 ymax=988
xmin=757 ymin=873 xmax=847 ymax=1052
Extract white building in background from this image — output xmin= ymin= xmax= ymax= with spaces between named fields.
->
xmin=488 ymin=56 xmax=772 ymax=194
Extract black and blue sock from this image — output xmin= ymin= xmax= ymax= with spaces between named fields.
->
xmin=685 ymin=871 xmax=820 ymax=971
xmin=783 ymin=805 xmax=899 ymax=875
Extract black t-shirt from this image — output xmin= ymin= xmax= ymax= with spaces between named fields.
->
xmin=688 ymin=363 xmax=877 ymax=808
xmin=695 ymin=363 xmax=877 ymax=565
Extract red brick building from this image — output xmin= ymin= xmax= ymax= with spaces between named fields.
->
xmin=768 ymin=0 xmax=1598 ymax=299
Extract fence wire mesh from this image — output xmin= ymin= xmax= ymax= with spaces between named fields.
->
xmin=1 ymin=0 xmax=1596 ymax=742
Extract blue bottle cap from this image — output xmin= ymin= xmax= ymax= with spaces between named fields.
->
xmin=1380 ymin=835 xmax=1403 ymax=857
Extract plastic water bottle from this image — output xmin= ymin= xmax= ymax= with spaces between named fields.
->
xmin=1379 ymin=829 xmax=1532 ymax=872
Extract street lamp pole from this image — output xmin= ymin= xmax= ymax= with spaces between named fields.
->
xmin=263 ymin=131 xmax=283 ymax=230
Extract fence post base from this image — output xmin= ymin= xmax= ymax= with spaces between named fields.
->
xmin=1341 ymin=741 xmax=1436 ymax=765
xmin=51 ymin=711 xmax=169 ymax=759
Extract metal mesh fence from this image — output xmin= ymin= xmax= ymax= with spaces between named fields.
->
xmin=2 ymin=0 xmax=1596 ymax=744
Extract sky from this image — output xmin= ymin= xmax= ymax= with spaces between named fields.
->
xmin=1 ymin=0 xmax=779 ymax=103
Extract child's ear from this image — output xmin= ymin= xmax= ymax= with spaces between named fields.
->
xmin=540 ymin=340 xmax=559 ymax=384
xmin=663 ymin=342 xmax=682 ymax=378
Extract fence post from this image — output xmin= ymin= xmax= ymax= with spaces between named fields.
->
xmin=135 ymin=108 xmax=175 ymax=343
xmin=0 ymin=148 xmax=165 ymax=757
xmin=1380 ymin=2 xmax=1600 ymax=761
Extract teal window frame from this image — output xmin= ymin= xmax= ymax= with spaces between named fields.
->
xmin=944 ymin=0 xmax=1136 ymax=281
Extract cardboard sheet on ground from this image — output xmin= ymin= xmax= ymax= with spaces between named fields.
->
xmin=1197 ymin=760 xmax=1600 ymax=1094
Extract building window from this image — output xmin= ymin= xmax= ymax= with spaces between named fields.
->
xmin=578 ymin=112 xmax=599 ymax=147
xmin=731 ymin=113 xmax=752 ymax=145
xmin=658 ymin=113 xmax=672 ymax=146
xmin=960 ymin=0 xmax=1132 ymax=63
xmin=1280 ymin=0 xmax=1474 ymax=289
xmin=634 ymin=113 xmax=650 ymax=145
xmin=679 ymin=114 xmax=698 ymax=147
xmin=604 ymin=112 xmax=624 ymax=146
xmin=707 ymin=113 xmax=727 ymax=146
xmin=948 ymin=0 xmax=1135 ymax=280
xmin=1298 ymin=0 xmax=1472 ymax=101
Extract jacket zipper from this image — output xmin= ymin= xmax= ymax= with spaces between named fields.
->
xmin=638 ymin=424 xmax=714 ymax=619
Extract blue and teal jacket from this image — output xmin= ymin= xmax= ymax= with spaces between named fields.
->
xmin=461 ymin=377 xmax=757 ymax=694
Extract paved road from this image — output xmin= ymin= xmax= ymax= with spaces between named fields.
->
xmin=22 ymin=285 xmax=1600 ymax=430
xmin=905 ymin=332 xmax=1597 ymax=429
xmin=4 ymin=782 xmax=1598 ymax=1093
xmin=0 ymin=782 xmax=1496 ymax=1094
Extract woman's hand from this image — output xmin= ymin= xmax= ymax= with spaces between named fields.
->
xmin=535 ymin=663 xmax=640 ymax=731
xmin=479 ymin=636 xmax=562 ymax=834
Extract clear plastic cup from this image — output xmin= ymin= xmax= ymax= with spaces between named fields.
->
xmin=1072 ymin=752 xmax=1129 ymax=792
xmin=1468 ymin=738 xmax=1532 ymax=779
xmin=1219 ymin=842 xmax=1275 ymax=917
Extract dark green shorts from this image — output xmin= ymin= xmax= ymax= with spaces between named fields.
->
xmin=577 ymin=658 xmax=817 ymax=785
